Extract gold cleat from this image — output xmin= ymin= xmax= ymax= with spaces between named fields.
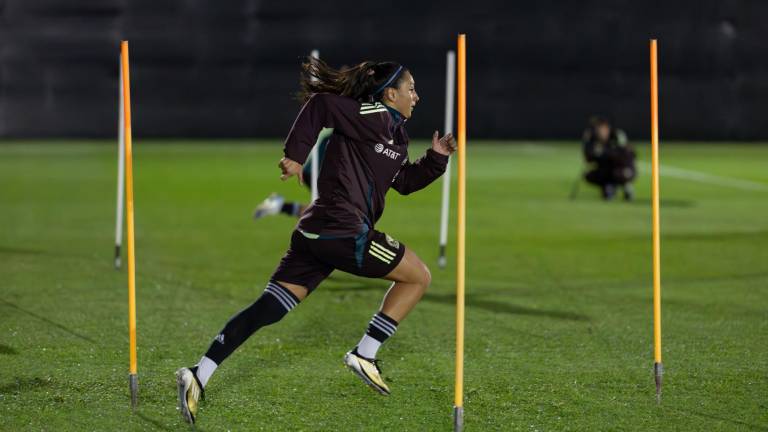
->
xmin=344 ymin=351 xmax=391 ymax=395
xmin=175 ymin=367 xmax=202 ymax=424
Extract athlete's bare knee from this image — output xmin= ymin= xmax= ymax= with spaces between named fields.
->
xmin=386 ymin=248 xmax=432 ymax=291
xmin=405 ymin=249 xmax=431 ymax=289
xmin=419 ymin=263 xmax=432 ymax=291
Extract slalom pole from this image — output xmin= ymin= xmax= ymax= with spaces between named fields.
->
xmin=650 ymin=39 xmax=663 ymax=402
xmin=454 ymin=33 xmax=467 ymax=432
xmin=310 ymin=49 xmax=320 ymax=203
xmin=115 ymin=56 xmax=126 ymax=269
xmin=438 ymin=50 xmax=456 ymax=269
xmin=121 ymin=40 xmax=139 ymax=410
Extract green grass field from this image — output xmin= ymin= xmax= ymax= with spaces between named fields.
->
xmin=1 ymin=141 xmax=766 ymax=431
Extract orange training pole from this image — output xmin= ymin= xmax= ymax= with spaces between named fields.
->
xmin=650 ymin=39 xmax=663 ymax=401
xmin=121 ymin=40 xmax=139 ymax=409
xmin=454 ymin=33 xmax=466 ymax=432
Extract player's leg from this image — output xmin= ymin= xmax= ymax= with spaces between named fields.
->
xmin=341 ymin=232 xmax=430 ymax=395
xmin=253 ymin=193 xmax=307 ymax=219
xmin=586 ymin=167 xmax=615 ymax=200
xmin=349 ymin=247 xmax=429 ymax=361
xmin=176 ymin=280 xmax=305 ymax=424
xmin=191 ymin=281 xmax=307 ymax=381
xmin=613 ymin=164 xmax=637 ymax=201
xmin=380 ymin=248 xmax=431 ymax=320
xmin=253 ymin=159 xmax=312 ymax=219
xmin=176 ymin=231 xmax=330 ymax=424
xmin=254 ymin=137 xmax=328 ymax=220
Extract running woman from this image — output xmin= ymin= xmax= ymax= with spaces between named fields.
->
xmin=176 ymin=58 xmax=457 ymax=424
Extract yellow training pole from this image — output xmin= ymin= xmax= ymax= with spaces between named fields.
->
xmin=649 ymin=39 xmax=663 ymax=402
xmin=454 ymin=33 xmax=466 ymax=432
xmin=121 ymin=40 xmax=138 ymax=409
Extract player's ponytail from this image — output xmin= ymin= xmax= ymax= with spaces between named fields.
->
xmin=298 ymin=57 xmax=408 ymax=103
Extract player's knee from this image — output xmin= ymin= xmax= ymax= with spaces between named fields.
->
xmin=417 ymin=262 xmax=432 ymax=292
xmin=396 ymin=248 xmax=431 ymax=292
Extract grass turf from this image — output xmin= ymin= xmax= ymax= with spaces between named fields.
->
xmin=0 ymin=140 xmax=766 ymax=431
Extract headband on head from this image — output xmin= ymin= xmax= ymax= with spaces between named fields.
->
xmin=372 ymin=65 xmax=404 ymax=95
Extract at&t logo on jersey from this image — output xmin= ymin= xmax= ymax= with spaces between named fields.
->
xmin=375 ymin=143 xmax=401 ymax=160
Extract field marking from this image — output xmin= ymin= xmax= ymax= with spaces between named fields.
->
xmin=640 ymin=162 xmax=768 ymax=192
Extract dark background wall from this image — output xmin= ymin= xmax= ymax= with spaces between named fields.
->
xmin=1 ymin=0 xmax=766 ymax=140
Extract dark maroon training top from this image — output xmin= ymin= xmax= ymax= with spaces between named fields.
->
xmin=283 ymin=93 xmax=448 ymax=237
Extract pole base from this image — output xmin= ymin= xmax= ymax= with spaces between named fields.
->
xmin=654 ymin=362 xmax=663 ymax=403
xmin=453 ymin=406 xmax=464 ymax=432
xmin=438 ymin=245 xmax=447 ymax=269
xmin=114 ymin=245 xmax=122 ymax=269
xmin=129 ymin=373 xmax=138 ymax=410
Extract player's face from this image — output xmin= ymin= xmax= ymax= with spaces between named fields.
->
xmin=595 ymin=123 xmax=611 ymax=142
xmin=385 ymin=71 xmax=419 ymax=119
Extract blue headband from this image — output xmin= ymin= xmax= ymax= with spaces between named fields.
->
xmin=372 ymin=65 xmax=404 ymax=95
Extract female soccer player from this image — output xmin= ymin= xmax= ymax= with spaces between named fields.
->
xmin=176 ymin=58 xmax=456 ymax=424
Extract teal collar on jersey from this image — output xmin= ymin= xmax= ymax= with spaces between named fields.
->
xmin=384 ymin=103 xmax=405 ymax=126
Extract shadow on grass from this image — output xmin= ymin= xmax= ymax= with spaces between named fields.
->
xmin=627 ymin=198 xmax=697 ymax=208
xmin=0 ymin=377 xmax=53 ymax=394
xmin=135 ymin=412 xmax=175 ymax=432
xmin=678 ymin=408 xmax=768 ymax=431
xmin=0 ymin=246 xmax=44 ymax=255
xmin=324 ymin=282 xmax=590 ymax=321
xmin=0 ymin=298 xmax=96 ymax=344
xmin=664 ymin=229 xmax=768 ymax=242
xmin=423 ymin=292 xmax=590 ymax=322
xmin=0 ymin=344 xmax=19 ymax=355
xmin=569 ymin=191 xmax=696 ymax=207
xmin=320 ymin=272 xmax=390 ymax=292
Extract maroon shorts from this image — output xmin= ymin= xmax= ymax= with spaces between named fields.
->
xmin=270 ymin=228 xmax=406 ymax=292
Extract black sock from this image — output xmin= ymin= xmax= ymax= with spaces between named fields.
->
xmin=280 ymin=202 xmax=301 ymax=216
xmin=355 ymin=311 xmax=399 ymax=359
xmin=203 ymin=281 xmax=300 ymax=365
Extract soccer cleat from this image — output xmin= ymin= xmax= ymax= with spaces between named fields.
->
xmin=344 ymin=350 xmax=390 ymax=395
xmin=253 ymin=193 xmax=284 ymax=219
xmin=176 ymin=367 xmax=203 ymax=424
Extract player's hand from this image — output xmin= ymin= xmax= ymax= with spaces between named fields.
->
xmin=431 ymin=131 xmax=457 ymax=156
xmin=278 ymin=157 xmax=304 ymax=185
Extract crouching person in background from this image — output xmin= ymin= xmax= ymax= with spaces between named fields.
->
xmin=582 ymin=116 xmax=636 ymax=200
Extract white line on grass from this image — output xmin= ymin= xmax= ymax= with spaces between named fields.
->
xmin=640 ymin=162 xmax=768 ymax=192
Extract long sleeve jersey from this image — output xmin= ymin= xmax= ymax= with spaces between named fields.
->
xmin=283 ymin=93 xmax=449 ymax=237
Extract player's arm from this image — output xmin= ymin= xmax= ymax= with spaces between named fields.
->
xmin=391 ymin=131 xmax=455 ymax=195
xmin=283 ymin=93 xmax=363 ymax=164
xmin=280 ymin=93 xmax=362 ymax=183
